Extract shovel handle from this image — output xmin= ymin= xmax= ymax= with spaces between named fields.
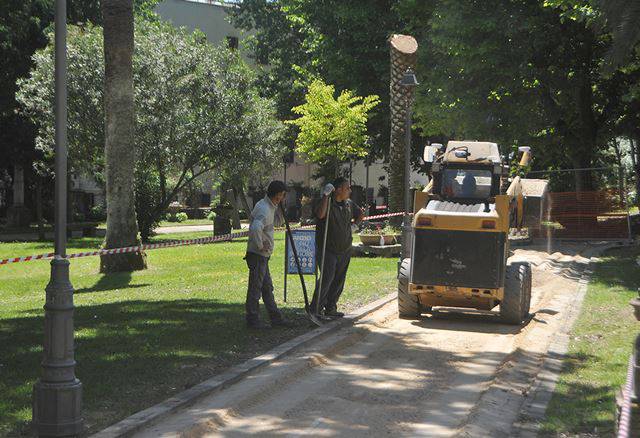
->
xmin=280 ymin=204 xmax=311 ymax=309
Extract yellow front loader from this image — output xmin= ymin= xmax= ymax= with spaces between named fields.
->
xmin=398 ymin=141 xmax=547 ymax=324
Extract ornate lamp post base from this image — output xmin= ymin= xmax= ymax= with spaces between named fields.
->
xmin=33 ymin=258 xmax=83 ymax=436
xmin=33 ymin=380 xmax=83 ymax=437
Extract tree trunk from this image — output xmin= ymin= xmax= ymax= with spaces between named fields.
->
xmin=573 ymin=68 xmax=598 ymax=193
xmin=571 ymin=154 xmax=595 ymax=193
xmin=612 ymin=139 xmax=626 ymax=206
xmin=388 ymin=34 xmax=418 ymax=215
xmin=36 ymin=177 xmax=45 ymax=241
xmin=236 ymin=185 xmax=252 ymax=213
xmin=228 ymin=188 xmax=242 ymax=230
xmin=631 ymin=137 xmax=640 ymax=208
xmin=100 ymin=0 xmax=147 ymax=273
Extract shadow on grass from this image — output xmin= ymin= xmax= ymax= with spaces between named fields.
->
xmin=0 ymin=298 xmax=311 ymax=436
xmin=539 ymin=352 xmax=618 ymax=436
xmin=589 ymin=246 xmax=640 ymax=291
xmin=74 ymin=272 xmax=150 ymax=294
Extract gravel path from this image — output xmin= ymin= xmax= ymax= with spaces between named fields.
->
xmin=132 ymin=242 xmax=600 ymax=437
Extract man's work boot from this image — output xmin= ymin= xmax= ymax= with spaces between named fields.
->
xmin=310 ymin=311 xmax=332 ymax=322
xmin=324 ymin=309 xmax=345 ymax=319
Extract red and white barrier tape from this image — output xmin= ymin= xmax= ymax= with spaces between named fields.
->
xmin=0 ymin=211 xmax=410 ymax=266
xmin=362 ymin=211 xmax=406 ymax=221
xmin=0 ymin=231 xmax=249 ymax=266
xmin=0 ymin=252 xmax=56 ymax=265
xmin=617 ymin=355 xmax=634 ymax=438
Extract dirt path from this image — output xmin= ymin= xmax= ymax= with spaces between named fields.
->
xmin=132 ymin=242 xmax=600 ymax=437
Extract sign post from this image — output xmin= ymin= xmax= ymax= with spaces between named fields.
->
xmin=283 ymin=229 xmax=316 ymax=302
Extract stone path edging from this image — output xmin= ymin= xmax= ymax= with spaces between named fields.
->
xmin=91 ymin=293 xmax=396 ymax=438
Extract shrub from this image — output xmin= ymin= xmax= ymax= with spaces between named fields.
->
xmin=175 ymin=212 xmax=188 ymax=222
xmin=88 ymin=203 xmax=106 ymax=221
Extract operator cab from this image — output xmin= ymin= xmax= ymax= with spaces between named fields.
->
xmin=428 ymin=141 xmax=503 ymax=205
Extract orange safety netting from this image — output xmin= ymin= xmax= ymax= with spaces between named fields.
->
xmin=533 ymin=190 xmax=630 ymax=239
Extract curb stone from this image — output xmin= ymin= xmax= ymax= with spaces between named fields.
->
xmin=513 ymin=261 xmax=594 ymax=437
xmin=91 ymin=293 xmax=396 ymax=438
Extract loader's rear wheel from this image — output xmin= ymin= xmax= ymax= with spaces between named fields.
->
xmin=500 ymin=262 xmax=532 ymax=325
xmin=522 ymin=263 xmax=532 ymax=316
xmin=398 ymin=258 xmax=421 ymax=318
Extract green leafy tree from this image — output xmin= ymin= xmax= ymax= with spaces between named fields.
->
xmin=287 ymin=80 xmax=379 ymax=180
xmin=17 ymin=19 xmax=285 ymax=242
xmin=599 ymin=0 xmax=640 ymax=68
xmin=231 ymin=0 xmax=407 ymax=160
xmin=412 ymin=0 xmax=636 ymax=191
xmin=0 ymin=0 xmax=159 ymax=179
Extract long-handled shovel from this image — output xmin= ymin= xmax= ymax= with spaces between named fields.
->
xmin=315 ymin=193 xmax=332 ymax=316
xmin=280 ymin=204 xmax=323 ymax=327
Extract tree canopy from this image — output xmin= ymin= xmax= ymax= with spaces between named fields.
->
xmin=235 ymin=0 xmax=640 ymax=193
xmin=0 ymin=0 xmax=160 ymax=177
xmin=287 ymin=80 xmax=380 ymax=179
xmin=230 ymin=0 xmax=403 ymax=159
xmin=17 ymin=19 xmax=285 ymax=240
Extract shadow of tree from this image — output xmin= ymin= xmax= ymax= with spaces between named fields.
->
xmin=0 ymin=298 xmax=311 ymax=436
xmin=73 ymin=271 xmax=150 ymax=294
xmin=588 ymin=246 xmax=640 ymax=291
xmin=539 ymin=351 xmax=618 ymax=436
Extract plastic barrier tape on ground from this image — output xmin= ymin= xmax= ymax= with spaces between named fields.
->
xmin=617 ymin=355 xmax=634 ymax=438
xmin=0 ymin=211 xmax=411 ymax=266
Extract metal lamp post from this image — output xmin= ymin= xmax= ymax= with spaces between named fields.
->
xmin=364 ymin=139 xmax=373 ymax=216
xmin=400 ymin=69 xmax=418 ymax=259
xmin=32 ymin=0 xmax=83 ymax=435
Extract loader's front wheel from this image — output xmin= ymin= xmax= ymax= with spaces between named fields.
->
xmin=500 ymin=262 xmax=532 ymax=325
xmin=398 ymin=258 xmax=421 ymax=318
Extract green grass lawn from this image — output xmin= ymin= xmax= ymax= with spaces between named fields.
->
xmin=94 ymin=218 xmax=217 ymax=229
xmin=541 ymin=245 xmax=639 ymax=436
xmin=0 ymin=232 xmax=396 ymax=436
xmin=156 ymin=218 xmax=215 ymax=227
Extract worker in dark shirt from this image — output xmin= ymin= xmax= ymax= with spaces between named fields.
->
xmin=311 ymin=177 xmax=363 ymax=318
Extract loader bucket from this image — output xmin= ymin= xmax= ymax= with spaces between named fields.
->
xmin=521 ymin=178 xmax=549 ymax=229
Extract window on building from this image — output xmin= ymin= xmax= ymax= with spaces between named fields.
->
xmin=200 ymin=193 xmax=211 ymax=207
xmin=226 ymin=36 xmax=239 ymax=50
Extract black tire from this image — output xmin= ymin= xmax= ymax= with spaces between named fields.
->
xmin=398 ymin=258 xmax=421 ymax=318
xmin=521 ymin=263 xmax=532 ymax=317
xmin=500 ymin=262 xmax=530 ymax=324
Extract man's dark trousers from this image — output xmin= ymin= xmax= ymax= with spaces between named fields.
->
xmin=311 ymin=249 xmax=351 ymax=314
xmin=245 ymin=252 xmax=282 ymax=325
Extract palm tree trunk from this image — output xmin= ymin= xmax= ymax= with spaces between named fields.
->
xmin=388 ymin=34 xmax=418 ymax=215
xmin=100 ymin=0 xmax=147 ymax=273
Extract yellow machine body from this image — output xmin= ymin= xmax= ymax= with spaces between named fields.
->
xmin=402 ymin=141 xmax=545 ymax=314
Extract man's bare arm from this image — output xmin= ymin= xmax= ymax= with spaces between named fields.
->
xmin=316 ymin=195 xmax=330 ymax=220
